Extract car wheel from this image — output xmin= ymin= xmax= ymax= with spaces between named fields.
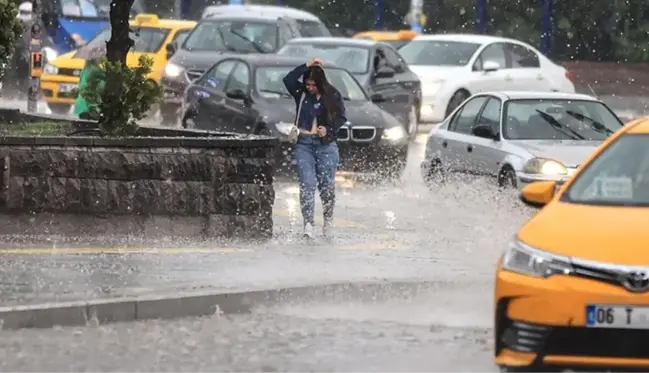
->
xmin=498 ymin=167 xmax=517 ymax=189
xmin=47 ymin=103 xmax=71 ymax=116
xmin=406 ymin=104 xmax=419 ymax=140
xmin=445 ymin=90 xmax=470 ymax=118
xmin=422 ymin=158 xmax=446 ymax=188
xmin=181 ymin=114 xmax=196 ymax=129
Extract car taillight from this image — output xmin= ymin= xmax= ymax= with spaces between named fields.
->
xmin=564 ymin=70 xmax=574 ymax=82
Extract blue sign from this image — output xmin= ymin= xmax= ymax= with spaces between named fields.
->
xmin=411 ymin=24 xmax=422 ymax=33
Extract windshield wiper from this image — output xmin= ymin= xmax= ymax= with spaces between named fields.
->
xmin=259 ymin=89 xmax=292 ymax=98
xmin=565 ymin=110 xmax=615 ymax=135
xmin=213 ymin=27 xmax=237 ymax=52
xmin=228 ymin=28 xmax=267 ymax=53
xmin=535 ymin=109 xmax=585 ymax=140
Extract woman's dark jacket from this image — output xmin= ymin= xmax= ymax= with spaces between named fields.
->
xmin=282 ymin=63 xmax=347 ymax=143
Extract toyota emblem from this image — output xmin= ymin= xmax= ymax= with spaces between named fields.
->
xmin=622 ymin=271 xmax=649 ymax=292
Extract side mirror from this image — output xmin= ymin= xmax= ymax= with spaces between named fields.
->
xmin=166 ymin=42 xmax=177 ymax=60
xmin=226 ymin=89 xmax=253 ymax=105
xmin=375 ymin=66 xmax=395 ymax=79
xmin=370 ymin=93 xmax=385 ymax=103
xmin=472 ymin=124 xmax=498 ymax=140
xmin=483 ymin=60 xmax=500 ymax=72
xmin=520 ymin=181 xmax=556 ymax=208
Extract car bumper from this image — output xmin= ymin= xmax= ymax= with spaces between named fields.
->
xmin=40 ymin=77 xmax=79 ymax=105
xmin=419 ymin=94 xmax=448 ymax=123
xmin=495 ymin=265 xmax=649 ymax=369
xmin=517 ymin=173 xmax=571 ymax=190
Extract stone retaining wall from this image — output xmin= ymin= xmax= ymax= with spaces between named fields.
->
xmin=0 ymin=135 xmax=278 ymax=239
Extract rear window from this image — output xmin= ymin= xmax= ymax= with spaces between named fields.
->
xmin=295 ymin=20 xmax=331 ymax=37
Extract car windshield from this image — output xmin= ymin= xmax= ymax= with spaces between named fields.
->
xmin=183 ymin=20 xmax=277 ymax=53
xmin=562 ymin=134 xmax=649 ymax=206
xmin=59 ymin=0 xmax=143 ymax=18
xmin=255 ymin=66 xmax=367 ymax=101
xmin=75 ymin=26 xmax=169 ymax=58
xmin=277 ymin=43 xmax=370 ymax=74
xmin=399 ymin=40 xmax=479 ymax=66
xmin=503 ymin=99 xmax=623 ymax=141
xmin=295 ymin=20 xmax=331 ymax=36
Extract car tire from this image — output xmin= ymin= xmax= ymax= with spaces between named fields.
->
xmin=445 ymin=89 xmax=470 ymax=118
xmin=498 ymin=167 xmax=518 ymax=189
xmin=406 ymin=104 xmax=419 ymax=140
xmin=423 ymin=158 xmax=446 ymax=188
xmin=47 ymin=103 xmax=71 ymax=116
xmin=181 ymin=113 xmax=196 ymax=129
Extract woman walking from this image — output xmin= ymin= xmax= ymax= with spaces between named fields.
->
xmin=283 ymin=59 xmax=347 ymax=239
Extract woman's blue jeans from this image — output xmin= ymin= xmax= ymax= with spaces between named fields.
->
xmin=293 ymin=135 xmax=340 ymax=226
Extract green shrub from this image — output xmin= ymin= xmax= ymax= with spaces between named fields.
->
xmin=80 ymin=55 xmax=162 ymax=137
xmin=0 ymin=0 xmax=23 ymax=80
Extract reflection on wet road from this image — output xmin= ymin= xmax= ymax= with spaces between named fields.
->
xmin=0 ymin=129 xmax=534 ymax=370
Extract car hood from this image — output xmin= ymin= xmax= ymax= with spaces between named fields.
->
xmin=408 ymin=65 xmax=466 ymax=81
xmin=169 ymin=49 xmax=235 ymax=71
xmin=257 ymin=98 xmax=397 ymax=128
xmin=509 ymin=139 xmax=602 ymax=168
xmin=518 ymin=202 xmax=649 ymax=266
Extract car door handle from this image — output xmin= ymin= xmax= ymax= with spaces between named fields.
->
xmin=442 ymin=141 xmax=448 ymax=148
xmin=467 ymin=144 xmax=473 ymax=152
xmin=537 ymin=74 xmax=544 ymax=80
xmin=504 ymin=75 xmax=512 ymax=81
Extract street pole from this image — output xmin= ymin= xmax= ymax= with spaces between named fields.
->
xmin=179 ymin=0 xmax=190 ymax=19
xmin=541 ymin=0 xmax=552 ymax=55
xmin=27 ymin=0 xmax=42 ymax=113
xmin=374 ymin=0 xmax=383 ymax=30
xmin=410 ymin=0 xmax=422 ymax=33
xmin=475 ymin=0 xmax=487 ymax=34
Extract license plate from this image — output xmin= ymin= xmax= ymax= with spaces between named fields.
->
xmin=59 ymin=83 xmax=77 ymax=93
xmin=586 ymin=304 xmax=649 ymax=329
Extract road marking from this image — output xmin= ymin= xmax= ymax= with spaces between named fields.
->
xmin=273 ymin=208 xmax=366 ymax=228
xmin=0 ymin=247 xmax=247 ymax=255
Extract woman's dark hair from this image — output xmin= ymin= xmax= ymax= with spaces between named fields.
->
xmin=304 ymin=65 xmax=341 ymax=120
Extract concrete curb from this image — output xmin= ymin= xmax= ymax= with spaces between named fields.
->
xmin=0 ymin=280 xmax=447 ymax=330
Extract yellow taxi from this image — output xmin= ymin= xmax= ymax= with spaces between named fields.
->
xmin=40 ymin=14 xmax=196 ymax=115
xmin=353 ymin=30 xmax=417 ymax=49
xmin=496 ymin=117 xmax=649 ymax=371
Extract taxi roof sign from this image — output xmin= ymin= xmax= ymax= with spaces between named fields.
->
xmin=397 ymin=30 xmax=417 ymax=40
xmin=133 ymin=14 xmax=159 ymax=24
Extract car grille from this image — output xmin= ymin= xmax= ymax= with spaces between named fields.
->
xmin=501 ymin=320 xmax=551 ymax=353
xmin=337 ymin=127 xmax=349 ymax=141
xmin=58 ymin=68 xmax=81 ymax=77
xmin=185 ymin=69 xmax=205 ymax=81
xmin=545 ymin=327 xmax=649 ymax=359
xmin=351 ymin=127 xmax=376 ymax=142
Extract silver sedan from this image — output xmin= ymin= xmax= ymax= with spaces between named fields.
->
xmin=420 ymin=91 xmax=625 ymax=189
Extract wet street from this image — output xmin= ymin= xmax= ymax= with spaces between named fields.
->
xmin=0 ymin=129 xmax=534 ymax=371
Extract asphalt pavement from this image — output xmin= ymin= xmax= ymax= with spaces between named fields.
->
xmin=0 ymin=126 xmax=537 ymax=370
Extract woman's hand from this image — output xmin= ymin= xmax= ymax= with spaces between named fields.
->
xmin=307 ymin=58 xmax=323 ymax=67
xmin=317 ymin=126 xmax=327 ymax=137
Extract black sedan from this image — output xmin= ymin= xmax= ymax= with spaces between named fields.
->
xmin=180 ymin=55 xmax=409 ymax=179
xmin=276 ymin=37 xmax=422 ymax=140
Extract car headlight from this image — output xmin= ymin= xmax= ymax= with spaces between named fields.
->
xmin=502 ymin=240 xmax=573 ymax=278
xmin=274 ymin=121 xmax=298 ymax=142
xmin=522 ymin=158 xmax=568 ymax=176
xmin=382 ymin=126 xmax=406 ymax=141
xmin=44 ymin=64 xmax=58 ymax=75
xmin=164 ymin=63 xmax=184 ymax=78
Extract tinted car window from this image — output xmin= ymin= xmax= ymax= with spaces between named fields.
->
xmin=503 ymin=99 xmax=622 ymax=141
xmin=507 ymin=43 xmax=540 ymax=68
xmin=183 ymin=20 xmax=278 ymax=53
xmin=171 ymin=29 xmax=192 ymax=46
xmin=473 ymin=43 xmax=507 ymax=70
xmin=399 ymin=40 xmax=479 ymax=66
xmin=75 ymin=27 xmax=169 ymax=58
xmin=449 ymin=96 xmax=488 ymax=134
xmin=200 ymin=60 xmax=237 ymax=90
xmin=478 ymin=97 xmax=501 ymax=134
xmin=256 ymin=66 xmax=367 ymax=101
xmin=295 ymin=20 xmax=331 ymax=36
xmin=225 ymin=62 xmax=250 ymax=93
xmin=278 ymin=43 xmax=370 ymax=74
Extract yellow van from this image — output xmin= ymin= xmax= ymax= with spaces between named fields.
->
xmin=40 ymin=14 xmax=196 ymax=115
xmin=353 ymin=30 xmax=417 ymax=49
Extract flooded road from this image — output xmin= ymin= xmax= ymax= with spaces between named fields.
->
xmin=0 ymin=132 xmax=533 ymax=371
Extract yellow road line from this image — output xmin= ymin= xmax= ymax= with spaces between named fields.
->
xmin=0 ymin=247 xmax=246 ymax=255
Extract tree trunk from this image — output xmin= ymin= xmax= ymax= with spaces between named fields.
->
xmin=106 ymin=0 xmax=135 ymax=64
